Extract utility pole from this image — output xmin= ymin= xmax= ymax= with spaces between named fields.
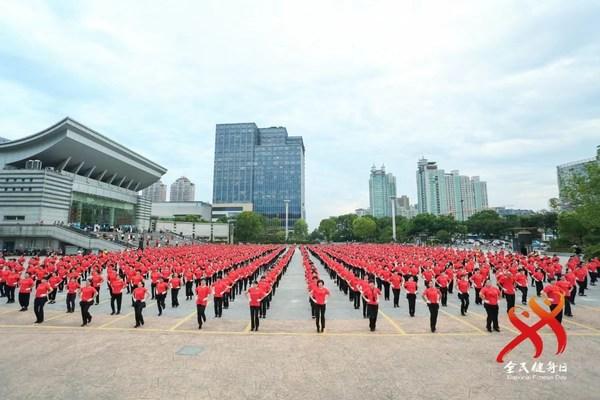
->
xmin=390 ymin=196 xmax=397 ymax=242
xmin=284 ymin=199 xmax=290 ymax=242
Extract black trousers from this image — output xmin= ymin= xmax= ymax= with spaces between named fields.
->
xmin=156 ymin=294 xmax=166 ymax=315
xmin=260 ymin=298 xmax=267 ymax=318
xmin=518 ymin=285 xmax=528 ymax=304
xmin=427 ymin=303 xmax=439 ymax=332
xmin=34 ymin=297 xmax=47 ymax=322
xmin=578 ymin=278 xmax=587 ymax=295
xmin=171 ymin=288 xmax=180 ymax=307
xmin=550 ymin=303 xmax=563 ymax=323
xmin=0 ymin=282 xmax=5 ymax=297
xmin=458 ymin=293 xmax=469 ymax=315
xmin=569 ymin=286 xmax=576 ymax=305
xmin=134 ymin=300 xmax=145 ymax=326
xmin=352 ymin=290 xmax=360 ymax=309
xmin=362 ymin=296 xmax=368 ymax=318
xmin=392 ymin=288 xmax=400 ymax=307
xmin=18 ymin=292 xmax=31 ymax=309
xmin=93 ymin=286 xmax=101 ymax=304
xmin=440 ymin=287 xmax=448 ymax=306
xmin=309 ymin=298 xmax=315 ymax=317
xmin=66 ymin=293 xmax=76 ymax=312
xmin=484 ymin=303 xmax=499 ymax=331
xmin=48 ymin=288 xmax=57 ymax=302
xmin=366 ymin=304 xmax=378 ymax=331
xmin=197 ymin=304 xmax=207 ymax=327
xmin=6 ymin=286 xmax=16 ymax=302
xmin=214 ymin=297 xmax=223 ymax=317
xmin=314 ymin=304 xmax=326 ymax=331
xmin=250 ymin=306 xmax=260 ymax=330
xmin=505 ymin=294 xmax=515 ymax=313
xmin=186 ymin=282 xmax=194 ymax=299
xmin=111 ymin=293 xmax=122 ymax=313
xmin=535 ymin=281 xmax=543 ymax=296
xmin=564 ymin=298 xmax=573 ymax=316
xmin=151 ymin=283 xmax=156 ymax=299
xmin=406 ymin=293 xmax=416 ymax=316
xmin=80 ymin=301 xmax=92 ymax=325
xmin=383 ymin=282 xmax=390 ymax=300
xmin=475 ymin=288 xmax=482 ymax=304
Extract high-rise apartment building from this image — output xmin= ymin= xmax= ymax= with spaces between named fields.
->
xmin=212 ymin=123 xmax=305 ymax=227
xmin=142 ymin=180 xmax=167 ymax=202
xmin=557 ymin=145 xmax=599 ymax=209
xmin=416 ymin=158 xmax=488 ymax=221
xmin=170 ymin=176 xmax=195 ymax=202
xmin=369 ymin=165 xmax=396 ymax=218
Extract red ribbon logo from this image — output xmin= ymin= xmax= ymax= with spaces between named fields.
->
xmin=496 ymin=295 xmax=567 ymax=363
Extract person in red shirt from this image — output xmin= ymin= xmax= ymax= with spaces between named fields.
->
xmin=65 ymin=278 xmax=80 ymax=313
xmin=310 ymin=280 xmax=330 ymax=333
xmin=110 ymin=277 xmax=125 ymax=315
xmin=532 ymin=269 xmax=545 ymax=297
xmin=184 ymin=270 xmax=194 ymax=301
xmin=155 ymin=278 xmax=168 ymax=316
xmin=480 ymin=281 xmax=501 ymax=332
xmin=362 ymin=279 xmax=381 ymax=332
xmin=79 ymin=280 xmax=97 ymax=327
xmin=542 ymin=278 xmax=564 ymax=323
xmin=170 ymin=274 xmax=181 ymax=308
xmin=499 ymin=272 xmax=516 ymax=313
xmin=132 ymin=282 xmax=149 ymax=328
xmin=515 ymin=269 xmax=528 ymax=305
xmin=212 ymin=279 xmax=228 ymax=318
xmin=34 ymin=279 xmax=52 ymax=323
xmin=195 ymin=279 xmax=212 ymax=329
xmin=422 ymin=281 xmax=441 ymax=332
xmin=18 ymin=273 xmax=34 ymax=311
xmin=5 ymin=270 xmax=19 ymax=304
xmin=90 ymin=273 xmax=104 ymax=305
xmin=456 ymin=275 xmax=470 ymax=316
xmin=47 ymin=273 xmax=61 ymax=304
xmin=557 ymin=276 xmax=574 ymax=317
xmin=247 ymin=280 xmax=266 ymax=331
xmin=470 ymin=271 xmax=486 ymax=305
xmin=435 ymin=273 xmax=449 ymax=307
xmin=404 ymin=276 xmax=418 ymax=317
xmin=389 ymin=272 xmax=402 ymax=308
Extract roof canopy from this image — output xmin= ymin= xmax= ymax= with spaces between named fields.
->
xmin=0 ymin=118 xmax=167 ymax=191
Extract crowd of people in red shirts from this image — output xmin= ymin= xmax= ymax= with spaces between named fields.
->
xmin=0 ymin=243 xmax=597 ymax=333
xmin=306 ymin=244 xmax=598 ymax=333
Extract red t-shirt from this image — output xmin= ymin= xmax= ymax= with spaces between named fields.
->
xmin=80 ymin=286 xmax=97 ymax=302
xmin=19 ymin=278 xmax=34 ymax=294
xmin=133 ymin=287 xmax=147 ymax=301
xmin=457 ymin=280 xmax=470 ymax=294
xmin=480 ymin=286 xmax=501 ymax=306
xmin=247 ymin=287 xmax=265 ymax=307
xmin=156 ymin=282 xmax=169 ymax=295
xmin=111 ymin=280 xmax=125 ymax=295
xmin=543 ymin=284 xmax=563 ymax=305
xmin=66 ymin=281 xmax=80 ymax=294
xmin=311 ymin=287 xmax=330 ymax=305
xmin=35 ymin=282 xmax=51 ymax=298
xmin=423 ymin=287 xmax=441 ymax=304
xmin=196 ymin=286 xmax=211 ymax=306
xmin=389 ymin=275 xmax=402 ymax=289
xmin=404 ymin=280 xmax=417 ymax=294
xmin=363 ymin=287 xmax=381 ymax=305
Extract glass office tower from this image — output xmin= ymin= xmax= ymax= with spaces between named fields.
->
xmin=213 ymin=123 xmax=305 ymax=227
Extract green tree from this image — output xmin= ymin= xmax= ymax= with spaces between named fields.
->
xmin=318 ymin=218 xmax=337 ymax=242
xmin=466 ymin=210 xmax=506 ymax=238
xmin=293 ymin=219 xmax=309 ymax=241
xmin=558 ymin=212 xmax=587 ymax=245
xmin=435 ymin=229 xmax=451 ymax=244
xmin=352 ymin=217 xmax=377 ymax=241
xmin=234 ymin=212 xmax=264 ymax=243
xmin=332 ymin=214 xmax=357 ymax=242
xmin=216 ymin=216 xmax=229 ymax=223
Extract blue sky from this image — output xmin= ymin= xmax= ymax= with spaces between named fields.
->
xmin=1 ymin=0 xmax=599 ymax=229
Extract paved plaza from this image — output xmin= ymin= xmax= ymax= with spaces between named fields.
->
xmin=0 ymin=248 xmax=599 ymax=400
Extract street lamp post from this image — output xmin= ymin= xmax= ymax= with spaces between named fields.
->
xmin=390 ymin=196 xmax=397 ymax=242
xmin=284 ymin=200 xmax=290 ymax=242
xmin=460 ymin=198 xmax=465 ymax=222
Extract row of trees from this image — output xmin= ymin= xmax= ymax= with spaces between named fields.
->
xmin=233 ymin=212 xmax=309 ymax=243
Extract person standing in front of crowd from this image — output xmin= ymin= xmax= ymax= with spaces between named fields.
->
xmin=18 ymin=273 xmax=34 ymax=312
xmin=390 ymin=272 xmax=402 ymax=308
xmin=65 ymin=277 xmax=79 ymax=313
xmin=132 ymin=282 xmax=149 ymax=328
xmin=422 ymin=281 xmax=441 ymax=332
xmin=247 ymin=281 xmax=266 ymax=332
xmin=110 ymin=275 xmax=125 ymax=315
xmin=363 ymin=279 xmax=381 ymax=332
xmin=404 ymin=276 xmax=418 ymax=317
xmin=480 ymin=281 xmax=501 ymax=332
xmin=90 ymin=272 xmax=104 ymax=305
xmin=515 ymin=269 xmax=528 ymax=305
xmin=5 ymin=269 xmax=19 ymax=304
xmin=79 ymin=280 xmax=97 ymax=327
xmin=456 ymin=275 xmax=470 ymax=316
xmin=195 ymin=279 xmax=211 ymax=329
xmin=435 ymin=272 xmax=449 ymax=307
xmin=33 ymin=278 xmax=52 ymax=323
xmin=170 ymin=274 xmax=181 ymax=308
xmin=556 ymin=275 xmax=574 ymax=317
xmin=310 ymin=280 xmax=330 ymax=333
xmin=499 ymin=272 xmax=516 ymax=313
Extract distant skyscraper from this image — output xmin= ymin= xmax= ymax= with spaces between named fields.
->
xmin=395 ymin=195 xmax=418 ymax=219
xmin=355 ymin=208 xmax=371 ymax=217
xmin=369 ymin=165 xmax=396 ymax=218
xmin=142 ymin=180 xmax=167 ymax=202
xmin=557 ymin=145 xmax=599 ymax=209
xmin=212 ymin=123 xmax=305 ymax=227
xmin=170 ymin=176 xmax=195 ymax=202
xmin=416 ymin=158 xmax=488 ymax=221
